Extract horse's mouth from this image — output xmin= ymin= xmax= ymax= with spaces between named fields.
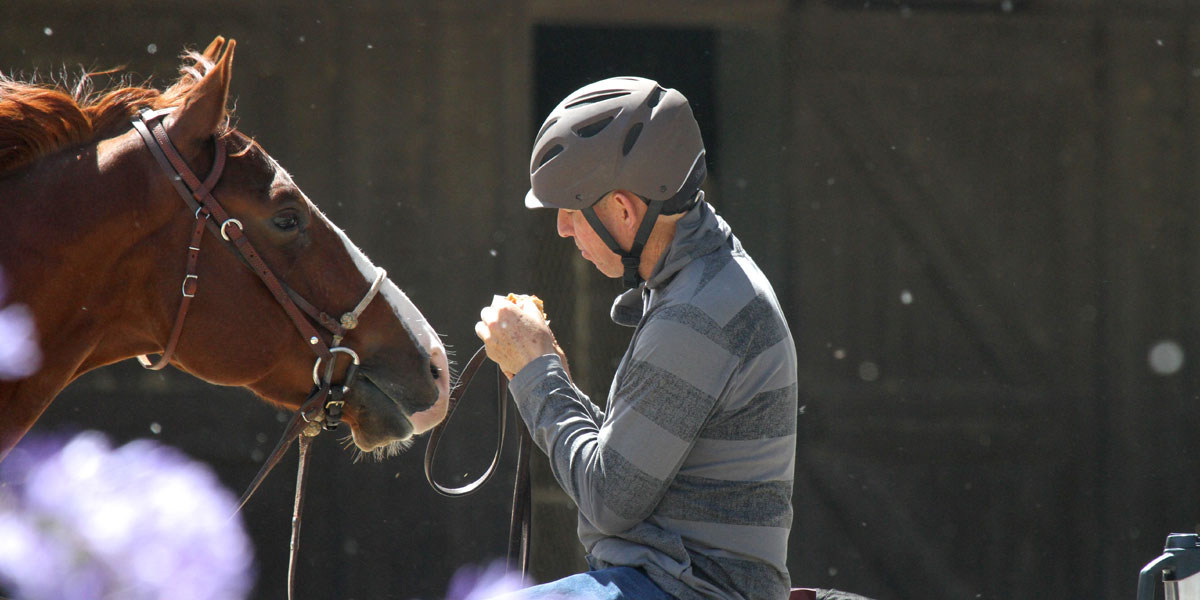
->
xmin=340 ymin=371 xmax=418 ymax=455
xmin=340 ymin=368 xmax=446 ymax=457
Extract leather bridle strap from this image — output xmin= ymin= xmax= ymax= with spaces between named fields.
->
xmin=131 ymin=109 xmax=226 ymax=370
xmin=233 ymin=381 xmax=330 ymax=514
xmin=507 ymin=426 xmax=532 ymax=575
xmin=132 ymin=108 xmax=390 ymax=433
xmin=133 ymin=108 xmax=397 ymax=598
xmin=231 ymin=380 xmax=328 ymax=600
xmin=137 ymin=210 xmax=210 ymax=370
xmin=130 ymin=108 xmax=336 ymax=371
xmin=424 ymin=345 xmax=532 ymax=576
xmin=288 ymin=429 xmax=317 ymax=600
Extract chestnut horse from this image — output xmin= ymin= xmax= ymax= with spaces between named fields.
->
xmin=0 ymin=37 xmax=450 ymax=462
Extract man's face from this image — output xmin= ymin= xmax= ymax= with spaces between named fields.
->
xmin=556 ymin=198 xmax=624 ymax=278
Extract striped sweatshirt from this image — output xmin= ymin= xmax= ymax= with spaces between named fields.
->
xmin=509 ymin=197 xmax=798 ymax=600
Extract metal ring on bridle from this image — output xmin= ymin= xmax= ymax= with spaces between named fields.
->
xmin=311 ymin=346 xmax=361 ymax=386
xmin=181 ymin=274 xmax=198 ymax=298
xmin=220 ymin=218 xmax=243 ymax=241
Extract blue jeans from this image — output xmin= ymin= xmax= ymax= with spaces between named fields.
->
xmin=493 ymin=566 xmax=674 ymax=600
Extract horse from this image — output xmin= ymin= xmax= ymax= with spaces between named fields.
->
xmin=0 ymin=37 xmax=450 ymax=463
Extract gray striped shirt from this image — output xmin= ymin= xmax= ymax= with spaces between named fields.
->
xmin=510 ymin=198 xmax=797 ymax=600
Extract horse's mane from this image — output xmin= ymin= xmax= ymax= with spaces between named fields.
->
xmin=0 ymin=50 xmax=232 ymax=175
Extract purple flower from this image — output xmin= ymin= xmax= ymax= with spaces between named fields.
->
xmin=443 ymin=560 xmax=532 ymax=600
xmin=0 ymin=266 xmax=41 ymax=380
xmin=0 ymin=432 xmax=255 ymax=600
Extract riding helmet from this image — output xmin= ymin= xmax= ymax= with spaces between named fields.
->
xmin=525 ymin=76 xmax=706 ymax=215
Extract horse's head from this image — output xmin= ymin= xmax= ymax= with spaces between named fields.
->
xmin=121 ymin=39 xmax=449 ymax=455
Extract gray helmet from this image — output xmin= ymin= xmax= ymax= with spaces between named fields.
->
xmin=525 ymin=76 xmax=706 ymax=213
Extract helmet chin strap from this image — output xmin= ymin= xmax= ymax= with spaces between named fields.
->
xmin=582 ymin=197 xmax=665 ymax=289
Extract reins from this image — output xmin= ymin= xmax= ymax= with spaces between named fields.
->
xmin=235 ymin=346 xmax=532 ymax=597
xmin=228 ymin=381 xmax=335 ymax=600
xmin=423 ymin=346 xmax=533 ymax=575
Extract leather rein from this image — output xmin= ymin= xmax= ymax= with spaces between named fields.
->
xmin=423 ymin=346 xmax=533 ymax=575
xmin=132 ymin=109 xmax=531 ymax=596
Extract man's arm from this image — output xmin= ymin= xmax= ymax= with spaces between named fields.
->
xmin=477 ymin=294 xmax=737 ymax=533
xmin=508 ymin=317 xmax=738 ymax=534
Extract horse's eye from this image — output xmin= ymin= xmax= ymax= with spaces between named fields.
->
xmin=272 ymin=211 xmax=300 ymax=231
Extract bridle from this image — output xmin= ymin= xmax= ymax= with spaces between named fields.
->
xmin=131 ymin=108 xmax=530 ymax=597
xmin=131 ymin=107 xmax=384 ymax=430
xmin=131 ymin=107 xmax=387 ymax=598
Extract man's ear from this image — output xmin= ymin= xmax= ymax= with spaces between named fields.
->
xmin=610 ymin=191 xmax=647 ymax=233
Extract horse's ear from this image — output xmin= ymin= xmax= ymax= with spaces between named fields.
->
xmin=200 ymin=36 xmax=226 ymax=62
xmin=167 ymin=38 xmax=235 ymax=153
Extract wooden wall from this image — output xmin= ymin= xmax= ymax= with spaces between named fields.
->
xmin=3 ymin=1 xmax=1200 ymax=598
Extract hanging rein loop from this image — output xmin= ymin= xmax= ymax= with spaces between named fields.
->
xmin=424 ymin=345 xmax=533 ymax=576
xmin=424 ymin=346 xmax=508 ymax=496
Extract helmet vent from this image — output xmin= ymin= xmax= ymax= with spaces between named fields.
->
xmin=534 ymin=118 xmax=559 ymax=146
xmin=564 ymin=91 xmax=630 ymax=109
xmin=536 ymin=144 xmax=565 ymax=169
xmin=621 ymin=122 xmax=644 ymax=156
xmin=575 ymin=116 xmax=614 ymax=138
xmin=647 ymin=86 xmax=665 ymax=108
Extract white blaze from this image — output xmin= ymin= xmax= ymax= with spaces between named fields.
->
xmin=329 ymin=220 xmax=450 ymax=433
xmin=275 ymin=155 xmax=449 ymax=433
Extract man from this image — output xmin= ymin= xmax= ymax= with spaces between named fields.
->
xmin=476 ymin=76 xmax=798 ymax=600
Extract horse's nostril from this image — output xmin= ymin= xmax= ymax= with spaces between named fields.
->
xmin=430 ymin=363 xmax=441 ymax=380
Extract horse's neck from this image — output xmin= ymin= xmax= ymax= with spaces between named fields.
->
xmin=0 ymin=141 xmax=177 ymax=396
xmin=0 ymin=141 xmax=182 ymax=460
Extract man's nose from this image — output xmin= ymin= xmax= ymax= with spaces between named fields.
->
xmin=556 ymin=209 xmax=573 ymax=238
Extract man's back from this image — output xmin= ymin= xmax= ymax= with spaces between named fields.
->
xmin=578 ymin=200 xmax=799 ymax=600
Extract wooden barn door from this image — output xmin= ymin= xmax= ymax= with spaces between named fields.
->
xmin=779 ymin=5 xmax=1200 ymax=599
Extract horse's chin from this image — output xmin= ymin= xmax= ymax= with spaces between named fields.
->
xmin=341 ymin=375 xmax=416 ymax=454
xmin=346 ymin=429 xmax=415 ymax=461
xmin=323 ymin=368 xmax=447 ymax=460
xmin=347 ymin=424 xmax=412 ymax=453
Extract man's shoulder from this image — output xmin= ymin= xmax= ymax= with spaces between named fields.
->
xmin=661 ymin=241 xmax=780 ymax=325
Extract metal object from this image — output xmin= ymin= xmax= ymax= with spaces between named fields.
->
xmin=1139 ymin=533 xmax=1200 ymax=600
xmin=219 ymin=218 xmax=242 ymax=241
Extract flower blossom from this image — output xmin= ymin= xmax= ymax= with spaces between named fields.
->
xmin=0 ymin=266 xmax=40 ymax=380
xmin=0 ymin=432 xmax=255 ymax=600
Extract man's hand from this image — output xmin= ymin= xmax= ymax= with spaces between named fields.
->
xmin=475 ymin=295 xmax=561 ymax=379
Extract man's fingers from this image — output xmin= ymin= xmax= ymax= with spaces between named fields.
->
xmin=474 ymin=320 xmax=490 ymax=342
xmin=480 ymin=305 xmax=501 ymax=325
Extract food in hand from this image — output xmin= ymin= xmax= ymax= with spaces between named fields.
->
xmin=502 ymin=293 xmax=568 ymax=376
xmin=506 ymin=293 xmax=547 ymax=323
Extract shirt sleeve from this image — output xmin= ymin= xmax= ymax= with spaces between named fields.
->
xmin=508 ymin=314 xmax=739 ymax=535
